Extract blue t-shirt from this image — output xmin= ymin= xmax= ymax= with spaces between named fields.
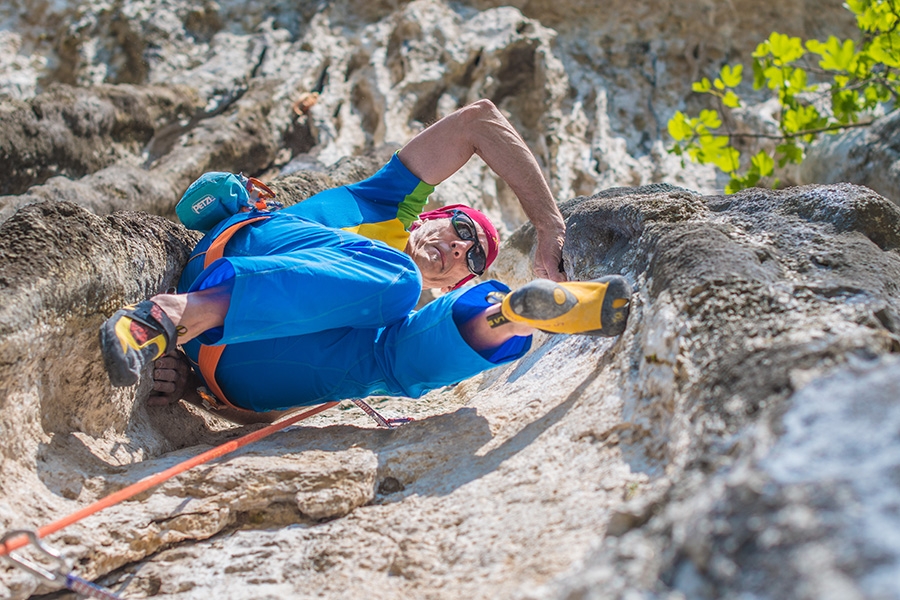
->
xmin=283 ymin=153 xmax=435 ymax=250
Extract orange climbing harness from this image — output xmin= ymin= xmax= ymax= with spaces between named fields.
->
xmin=195 ymin=214 xmax=270 ymax=413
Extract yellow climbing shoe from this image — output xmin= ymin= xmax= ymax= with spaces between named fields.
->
xmin=500 ymin=275 xmax=632 ymax=336
xmin=100 ymin=300 xmax=177 ymax=387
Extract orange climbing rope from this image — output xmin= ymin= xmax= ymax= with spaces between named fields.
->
xmin=0 ymin=401 xmax=338 ymax=558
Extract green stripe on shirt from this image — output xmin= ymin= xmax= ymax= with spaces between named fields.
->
xmin=396 ymin=180 xmax=435 ymax=229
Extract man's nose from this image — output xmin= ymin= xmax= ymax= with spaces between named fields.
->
xmin=450 ymin=239 xmax=473 ymax=257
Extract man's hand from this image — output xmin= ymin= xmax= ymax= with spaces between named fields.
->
xmin=534 ymin=229 xmax=567 ymax=282
xmin=148 ymin=349 xmax=191 ymax=406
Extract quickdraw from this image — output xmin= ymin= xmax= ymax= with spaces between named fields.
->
xmin=351 ymin=398 xmax=414 ymax=428
xmin=1 ymin=530 xmax=121 ymax=600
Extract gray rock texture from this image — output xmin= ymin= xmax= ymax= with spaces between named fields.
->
xmin=1 ymin=1 xmax=899 ymax=599
xmin=801 ymin=110 xmax=900 ymax=207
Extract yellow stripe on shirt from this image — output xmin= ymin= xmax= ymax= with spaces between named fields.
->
xmin=344 ymin=219 xmax=410 ymax=252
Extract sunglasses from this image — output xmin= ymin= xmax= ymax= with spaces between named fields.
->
xmin=449 ymin=210 xmax=487 ymax=275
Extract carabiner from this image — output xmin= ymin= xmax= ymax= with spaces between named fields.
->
xmin=1 ymin=529 xmax=123 ymax=599
xmin=0 ymin=529 xmax=65 ymax=584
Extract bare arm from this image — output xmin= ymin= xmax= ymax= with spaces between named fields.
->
xmin=398 ymin=100 xmax=567 ymax=281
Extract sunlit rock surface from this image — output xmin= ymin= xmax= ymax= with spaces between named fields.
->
xmin=1 ymin=1 xmax=898 ymax=599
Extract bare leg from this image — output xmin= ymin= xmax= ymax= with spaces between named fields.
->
xmin=458 ymin=304 xmax=534 ymax=352
xmin=151 ymin=283 xmax=232 ymax=343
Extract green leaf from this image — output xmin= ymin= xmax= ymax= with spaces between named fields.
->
xmin=725 ymin=177 xmax=744 ymax=195
xmin=725 ymin=171 xmax=759 ymax=194
xmin=714 ymin=77 xmax=726 ymax=90
xmin=854 ymin=51 xmax=874 ymax=78
xmin=776 ymin=141 xmax=804 ymax=167
xmin=864 ymin=83 xmax=892 ymax=104
xmin=866 ymin=35 xmax=900 ymax=69
xmin=698 ymin=109 xmax=722 ymax=129
xmin=832 ymin=88 xmax=861 ymax=123
xmin=809 ymin=36 xmax=858 ymax=71
xmin=806 ymin=38 xmax=825 ymax=55
xmin=720 ymin=64 xmax=744 ymax=87
xmin=692 ymin=77 xmax=712 ymax=93
xmin=667 ymin=111 xmax=692 ymax=141
xmin=708 ymin=144 xmax=741 ymax=173
xmin=751 ymin=151 xmax=775 ymax=177
xmin=844 ymin=0 xmax=863 ymax=15
xmin=722 ymin=91 xmax=741 ymax=108
xmin=767 ymin=32 xmax=805 ymax=64
xmin=763 ymin=64 xmax=786 ymax=90
xmin=783 ymin=104 xmax=824 ymax=134
xmin=752 ymin=58 xmax=767 ymax=89
xmin=778 ymin=93 xmax=796 ymax=111
xmin=752 ymin=40 xmax=771 ymax=59
xmin=787 ymin=67 xmax=809 ymax=92
xmin=782 ymin=107 xmax=801 ymax=133
xmin=687 ymin=145 xmax=702 ymax=162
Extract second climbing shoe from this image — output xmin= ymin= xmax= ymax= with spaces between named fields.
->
xmin=500 ymin=275 xmax=632 ymax=336
xmin=100 ymin=300 xmax=178 ymax=387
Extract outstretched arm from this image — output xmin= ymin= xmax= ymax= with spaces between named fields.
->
xmin=398 ymin=99 xmax=567 ymax=281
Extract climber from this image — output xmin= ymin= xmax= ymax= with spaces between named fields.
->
xmin=99 ymin=99 xmax=632 ymax=420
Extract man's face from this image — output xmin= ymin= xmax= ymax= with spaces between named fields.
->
xmin=405 ymin=214 xmax=489 ymax=292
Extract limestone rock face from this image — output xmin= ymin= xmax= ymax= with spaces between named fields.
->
xmin=0 ymin=79 xmax=285 ymax=224
xmin=801 ymin=110 xmax=900 ymax=207
xmin=1 ymin=1 xmax=899 ymax=599
xmin=0 ymin=0 xmax=862 ymax=229
xmin=3 ymin=182 xmax=899 ymax=599
xmin=0 ymin=84 xmax=199 ymax=196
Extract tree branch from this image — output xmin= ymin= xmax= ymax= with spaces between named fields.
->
xmin=723 ymin=119 xmax=876 ymax=141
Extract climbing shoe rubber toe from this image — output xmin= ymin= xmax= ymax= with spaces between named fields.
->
xmin=500 ymin=275 xmax=632 ymax=336
xmin=100 ymin=300 xmax=177 ymax=387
